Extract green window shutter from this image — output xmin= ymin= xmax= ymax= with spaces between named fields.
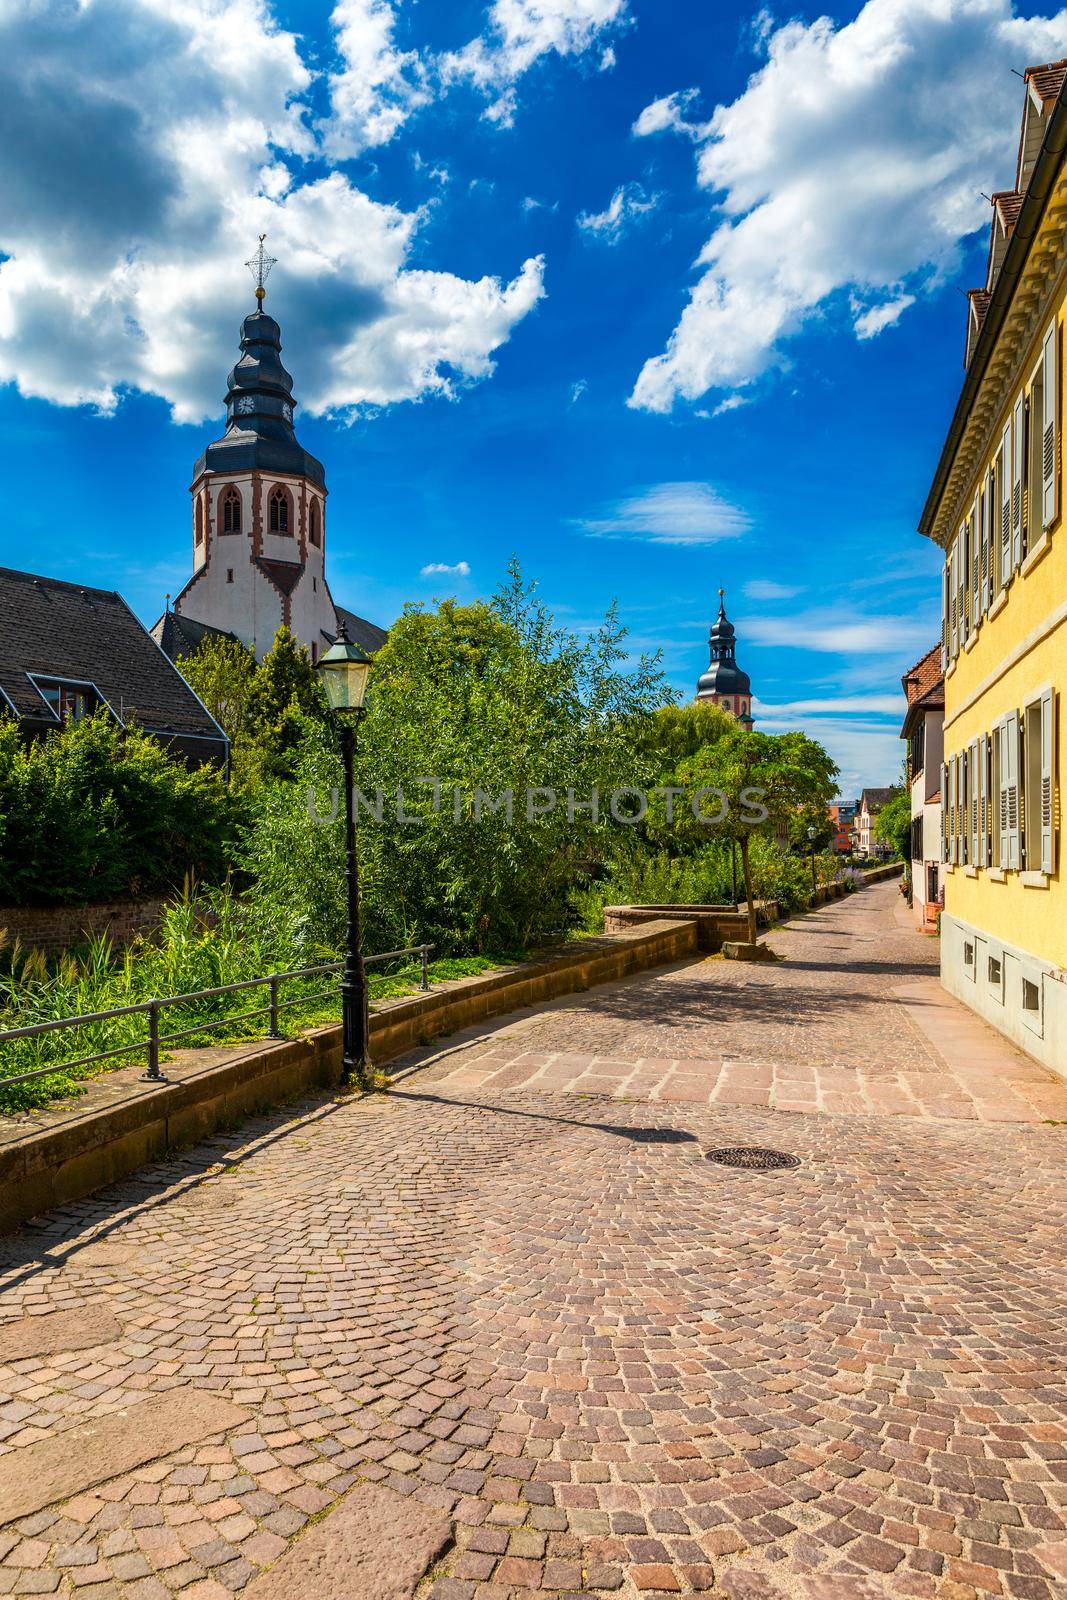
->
xmin=1005 ymin=709 xmax=1021 ymax=869
xmin=999 ymin=423 xmax=1012 ymax=586
xmin=998 ymin=722 xmax=1010 ymax=867
xmin=1012 ymin=394 xmax=1025 ymax=569
xmin=941 ymin=761 xmax=949 ymax=863
xmin=1043 ymin=320 xmax=1058 ymax=529
xmin=1041 ymin=689 xmax=1055 ymax=874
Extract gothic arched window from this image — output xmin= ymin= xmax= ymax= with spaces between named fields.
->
xmin=222 ymin=487 xmax=242 ymax=534
xmin=309 ymin=498 xmax=321 ymax=546
xmin=269 ymin=486 xmax=290 ymax=534
xmin=194 ymin=497 xmax=203 ymax=544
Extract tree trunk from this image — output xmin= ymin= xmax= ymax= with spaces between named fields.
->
xmin=740 ymin=834 xmax=757 ymax=946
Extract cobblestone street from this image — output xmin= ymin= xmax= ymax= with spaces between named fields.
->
xmin=2 ymin=884 xmax=1067 ymax=1599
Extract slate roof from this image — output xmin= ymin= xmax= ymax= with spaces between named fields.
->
xmin=193 ymin=310 xmax=326 ymax=490
xmin=858 ymin=787 xmax=895 ymax=814
xmin=0 ymin=568 xmax=227 ymax=752
xmin=153 ymin=611 xmax=239 ymax=662
xmin=330 ymin=606 xmax=389 ymax=656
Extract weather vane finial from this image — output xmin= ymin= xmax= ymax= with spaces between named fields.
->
xmin=245 ymin=234 xmax=276 ymax=306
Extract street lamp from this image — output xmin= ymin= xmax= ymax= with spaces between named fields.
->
xmin=807 ymin=824 xmax=818 ymax=900
xmin=317 ymin=623 xmax=374 ymax=1089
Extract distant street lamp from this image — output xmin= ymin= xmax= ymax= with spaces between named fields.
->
xmin=807 ymin=824 xmax=818 ymax=900
xmin=317 ymin=623 xmax=374 ymax=1089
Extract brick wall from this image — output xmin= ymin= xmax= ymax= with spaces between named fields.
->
xmin=0 ymin=899 xmax=165 ymax=957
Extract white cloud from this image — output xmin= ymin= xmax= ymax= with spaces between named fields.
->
xmin=743 ymin=579 xmax=800 ymax=601
xmin=569 ymin=378 xmax=588 ymax=404
xmin=710 ymin=393 xmax=749 ymax=417
xmin=577 ymin=181 xmax=660 ymax=242
xmin=754 ymin=714 xmax=905 ymax=796
xmin=323 ymin=0 xmax=429 ymax=160
xmin=421 ymin=560 xmax=471 ymax=577
xmin=0 ymin=0 xmax=544 ymax=421
xmin=630 ymin=0 xmax=1067 ymax=412
xmin=744 ymin=609 xmax=931 ymax=654
xmin=755 ymin=695 xmax=904 ymax=715
xmin=853 ymin=291 xmax=916 ymax=339
xmin=579 ymin=482 xmax=750 ymax=545
xmin=442 ymin=0 xmax=628 ymax=125
xmin=632 ymin=87 xmax=703 ymax=139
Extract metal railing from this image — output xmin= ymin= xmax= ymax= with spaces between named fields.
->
xmin=0 ymin=943 xmax=434 ymax=1091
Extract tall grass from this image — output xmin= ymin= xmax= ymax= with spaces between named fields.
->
xmin=0 ymin=888 xmax=496 ymax=1114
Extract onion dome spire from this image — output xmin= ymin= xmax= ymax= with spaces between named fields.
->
xmin=696 ymin=586 xmax=751 ymax=702
xmin=191 ymin=242 xmax=325 ymax=490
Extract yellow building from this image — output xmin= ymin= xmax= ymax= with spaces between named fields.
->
xmin=919 ymin=60 xmax=1066 ymax=1073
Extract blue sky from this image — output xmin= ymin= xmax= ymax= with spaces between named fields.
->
xmin=2 ymin=0 xmax=1065 ymax=794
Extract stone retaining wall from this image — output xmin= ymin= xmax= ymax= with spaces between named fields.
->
xmin=603 ymin=901 xmax=778 ymax=951
xmin=0 ymin=917 xmax=697 ymax=1232
xmin=0 ymin=899 xmax=166 ymax=957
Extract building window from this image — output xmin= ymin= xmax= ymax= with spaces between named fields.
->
xmin=988 ymin=955 xmax=1002 ymax=986
xmin=309 ymin=498 xmax=321 ymax=546
xmin=222 ymin=487 xmax=241 ymax=534
xmin=910 ymin=725 xmax=924 ymax=778
xmin=1022 ymin=977 xmax=1040 ymax=1013
xmin=194 ymin=496 xmax=203 ymax=545
xmin=269 ymin=486 xmax=290 ymax=534
xmin=910 ymin=814 xmax=923 ymax=861
xmin=35 ymin=679 xmax=97 ymax=722
xmin=226 ymin=568 xmax=234 ymax=584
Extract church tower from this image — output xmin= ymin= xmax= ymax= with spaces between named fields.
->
xmin=695 ymin=589 xmax=753 ymax=726
xmin=156 ymin=242 xmax=383 ymax=665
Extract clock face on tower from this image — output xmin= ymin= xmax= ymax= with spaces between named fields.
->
xmin=234 ymin=395 xmax=255 ymax=416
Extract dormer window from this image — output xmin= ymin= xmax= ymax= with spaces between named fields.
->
xmin=269 ymin=486 xmax=290 ymax=534
xmin=222 ymin=487 xmax=242 ymax=534
xmin=34 ymin=678 xmax=99 ymax=722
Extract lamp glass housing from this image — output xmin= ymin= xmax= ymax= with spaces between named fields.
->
xmin=317 ymin=636 xmax=373 ymax=711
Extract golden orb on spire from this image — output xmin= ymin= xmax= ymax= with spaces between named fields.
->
xmin=245 ymin=234 xmax=276 ymax=307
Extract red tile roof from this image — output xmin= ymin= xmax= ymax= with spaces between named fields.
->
xmin=1026 ymin=59 xmax=1067 ymax=104
xmin=902 ymin=643 xmax=943 ymax=706
xmin=992 ymin=190 xmax=1024 ymax=233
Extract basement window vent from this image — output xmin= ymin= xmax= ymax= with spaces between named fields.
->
xmin=988 ymin=956 xmax=1002 ymax=986
xmin=1023 ymin=978 xmax=1040 ymax=1013
xmin=963 ymin=940 xmax=975 ymax=966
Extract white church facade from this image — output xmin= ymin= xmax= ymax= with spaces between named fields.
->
xmin=154 ymin=264 xmax=384 ymax=664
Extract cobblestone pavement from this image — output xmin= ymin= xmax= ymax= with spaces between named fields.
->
xmin=410 ymin=886 xmax=1067 ymax=1124
xmin=1 ymin=886 xmax=1067 ymax=1600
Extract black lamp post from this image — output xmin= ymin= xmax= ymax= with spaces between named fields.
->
xmin=317 ymin=624 xmax=374 ymax=1089
xmin=807 ymin=824 xmax=818 ymax=900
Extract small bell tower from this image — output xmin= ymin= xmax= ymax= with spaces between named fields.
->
xmin=695 ymin=588 xmax=753 ymax=723
xmin=166 ymin=240 xmax=339 ymax=660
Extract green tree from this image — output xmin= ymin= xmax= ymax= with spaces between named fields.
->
xmin=243 ymin=570 xmax=669 ymax=958
xmin=875 ymin=787 xmax=910 ymax=861
xmin=787 ymin=801 xmax=835 ymax=855
xmin=178 ymin=626 xmax=330 ymax=785
xmin=177 ymin=636 xmax=258 ymax=772
xmin=649 ymin=727 xmax=838 ymax=944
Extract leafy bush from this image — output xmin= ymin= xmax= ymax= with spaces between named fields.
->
xmin=0 ymin=715 xmax=241 ymax=907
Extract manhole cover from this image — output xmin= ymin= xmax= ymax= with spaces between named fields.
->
xmin=706 ymin=1146 xmax=800 ymax=1171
